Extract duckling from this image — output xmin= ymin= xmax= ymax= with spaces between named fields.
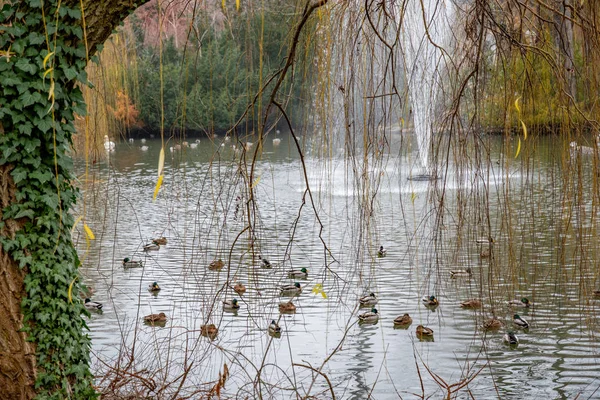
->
xmin=483 ymin=317 xmax=503 ymax=330
xmin=144 ymin=312 xmax=167 ymax=325
xmin=200 ymin=324 xmax=218 ymax=339
xmin=280 ymin=282 xmax=302 ymax=296
xmin=450 ymin=267 xmax=472 ymax=278
xmin=508 ymin=297 xmax=530 ymax=308
xmin=460 ymin=299 xmax=482 ymax=309
xmin=393 ymin=313 xmax=413 ymax=326
xmin=152 ymin=237 xmax=167 ymax=245
xmin=422 ymin=295 xmax=439 ymax=307
xmin=377 ymin=246 xmax=387 ymax=258
xmin=268 ymin=320 xmax=281 ymax=334
xmin=122 ymin=258 xmax=143 ymax=268
xmin=416 ymin=325 xmax=434 ymax=336
xmin=148 ymin=282 xmax=161 ymax=292
xmin=209 ymin=259 xmax=225 ymax=270
xmin=358 ymin=308 xmax=379 ymax=323
xmin=359 ymin=292 xmax=378 ymax=306
xmin=503 ymin=331 xmax=519 ymax=345
xmin=513 ymin=314 xmax=529 ymax=329
xmin=233 ymin=282 xmax=246 ymax=294
xmin=259 ymin=256 xmax=272 ymax=269
xmin=278 ymin=301 xmax=297 ymax=313
xmin=84 ymin=298 xmax=103 ymax=310
xmin=143 ymin=243 xmax=160 ymax=251
xmin=287 ymin=267 xmax=308 ymax=279
xmin=223 ymin=298 xmax=240 ymax=311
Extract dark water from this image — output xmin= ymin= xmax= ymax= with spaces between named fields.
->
xmin=76 ymin=132 xmax=600 ymax=399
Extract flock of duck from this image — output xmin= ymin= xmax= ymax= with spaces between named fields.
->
xmin=357 ymin=241 xmax=532 ymax=345
xmin=83 ymin=237 xmax=534 ymax=345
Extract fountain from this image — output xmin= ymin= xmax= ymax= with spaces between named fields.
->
xmin=402 ymin=0 xmax=453 ymax=180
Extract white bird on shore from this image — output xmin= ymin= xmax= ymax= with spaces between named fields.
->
xmin=104 ymin=135 xmax=115 ymax=151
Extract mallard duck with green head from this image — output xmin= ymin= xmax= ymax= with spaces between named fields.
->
xmin=259 ymin=256 xmax=272 ymax=269
xmin=503 ymin=331 xmax=519 ymax=345
xmin=279 ymin=301 xmax=296 ymax=313
xmin=460 ymin=299 xmax=482 ymax=309
xmin=359 ymin=292 xmax=378 ymax=307
xmin=223 ymin=298 xmax=240 ymax=311
xmin=513 ymin=314 xmax=529 ymax=329
xmin=393 ymin=313 xmax=412 ymax=326
xmin=377 ymin=246 xmax=387 ymax=258
xmin=280 ymin=282 xmax=302 ymax=296
xmin=148 ymin=282 xmax=161 ymax=292
xmin=122 ymin=258 xmax=143 ymax=268
xmin=268 ymin=320 xmax=281 ymax=334
xmin=508 ymin=297 xmax=530 ymax=308
xmin=450 ymin=267 xmax=472 ymax=278
xmin=422 ymin=295 xmax=439 ymax=307
xmin=358 ymin=308 xmax=379 ymax=323
xmin=288 ymin=267 xmax=308 ymax=279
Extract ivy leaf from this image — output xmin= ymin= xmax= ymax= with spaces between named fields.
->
xmin=15 ymin=58 xmax=37 ymax=75
xmin=20 ymin=91 xmax=36 ymax=107
xmin=13 ymin=208 xmax=34 ymax=219
xmin=28 ymin=32 xmax=45 ymax=45
xmin=63 ymin=67 xmax=77 ymax=80
xmin=30 ymin=170 xmax=52 ymax=184
xmin=11 ymin=168 xmax=28 ymax=184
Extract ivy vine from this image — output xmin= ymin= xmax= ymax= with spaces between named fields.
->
xmin=0 ymin=1 xmax=96 ymax=398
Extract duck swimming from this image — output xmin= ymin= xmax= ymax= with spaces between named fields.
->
xmin=393 ymin=313 xmax=413 ymax=326
xmin=359 ymin=292 xmax=378 ymax=306
xmin=268 ymin=320 xmax=282 ymax=334
xmin=416 ymin=325 xmax=434 ymax=336
xmin=460 ymin=299 xmax=482 ymax=309
xmin=144 ymin=312 xmax=167 ymax=325
xmin=377 ymin=246 xmax=387 ymax=258
xmin=143 ymin=243 xmax=160 ymax=251
xmin=503 ymin=331 xmax=519 ymax=345
xmin=513 ymin=314 xmax=529 ymax=329
xmin=148 ymin=282 xmax=161 ymax=292
xmin=358 ymin=308 xmax=379 ymax=323
xmin=450 ymin=267 xmax=473 ymax=278
xmin=278 ymin=301 xmax=296 ymax=313
xmin=209 ymin=259 xmax=225 ymax=270
xmin=84 ymin=298 xmax=103 ymax=310
xmin=223 ymin=298 xmax=240 ymax=311
xmin=152 ymin=237 xmax=167 ymax=245
xmin=122 ymin=258 xmax=143 ymax=268
xmin=422 ymin=295 xmax=439 ymax=307
xmin=233 ymin=282 xmax=246 ymax=294
xmin=483 ymin=317 xmax=503 ymax=330
xmin=508 ymin=297 xmax=530 ymax=308
xmin=200 ymin=324 xmax=218 ymax=339
xmin=287 ymin=267 xmax=308 ymax=279
xmin=280 ymin=282 xmax=302 ymax=296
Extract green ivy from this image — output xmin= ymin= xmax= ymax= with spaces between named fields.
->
xmin=0 ymin=1 xmax=97 ymax=398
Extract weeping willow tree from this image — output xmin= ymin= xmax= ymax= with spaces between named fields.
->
xmin=2 ymin=0 xmax=600 ymax=398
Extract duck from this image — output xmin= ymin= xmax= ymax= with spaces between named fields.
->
xmin=503 ymin=331 xmax=519 ymax=345
xmin=460 ymin=299 xmax=482 ymax=309
xmin=416 ymin=325 xmax=434 ymax=336
xmin=377 ymin=246 xmax=387 ymax=258
xmin=508 ymin=297 xmax=530 ymax=308
xmin=143 ymin=243 xmax=160 ymax=251
xmin=450 ymin=267 xmax=473 ymax=278
xmin=200 ymin=324 xmax=218 ymax=339
xmin=422 ymin=295 xmax=439 ymax=307
xmin=272 ymin=138 xmax=281 ymax=146
xmin=190 ymin=142 xmax=198 ymax=149
xmin=148 ymin=282 xmax=161 ymax=292
xmin=233 ymin=282 xmax=246 ymax=294
xmin=223 ymin=298 xmax=240 ymax=311
xmin=513 ymin=314 xmax=529 ymax=329
xmin=144 ymin=312 xmax=167 ymax=324
xmin=209 ymin=259 xmax=225 ymax=270
xmin=84 ymin=298 xmax=103 ymax=310
xmin=358 ymin=308 xmax=379 ymax=323
xmin=259 ymin=256 xmax=272 ymax=269
xmin=122 ymin=258 xmax=143 ymax=268
xmin=483 ymin=317 xmax=503 ymax=330
xmin=268 ymin=320 xmax=281 ymax=334
xmin=278 ymin=301 xmax=296 ymax=313
xmin=141 ymin=138 xmax=147 ymax=143
xmin=475 ymin=236 xmax=495 ymax=244
xmin=152 ymin=237 xmax=167 ymax=245
xmin=287 ymin=267 xmax=308 ymax=279
xmin=140 ymin=145 xmax=149 ymax=151
xmin=280 ymin=282 xmax=302 ymax=296
xmin=393 ymin=313 xmax=413 ymax=326
xmin=359 ymin=292 xmax=378 ymax=306
xmin=103 ymin=135 xmax=115 ymax=151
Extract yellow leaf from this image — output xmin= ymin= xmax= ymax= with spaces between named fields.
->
xmin=71 ymin=215 xmax=83 ymax=235
xmin=321 ymin=291 xmax=328 ymax=299
xmin=520 ymin=119 xmax=528 ymax=141
xmin=68 ymin=276 xmax=77 ymax=304
xmin=43 ymin=67 xmax=53 ymax=79
xmin=400 ymin=117 xmax=404 ymax=127
xmin=153 ymin=175 xmax=164 ymax=201
xmin=43 ymin=51 xmax=54 ymax=69
xmin=83 ymin=224 xmax=95 ymax=240
xmin=158 ymin=147 xmax=165 ymax=177
xmin=251 ymin=176 xmax=261 ymax=189
xmin=236 ymin=0 xmax=240 ymax=10
xmin=411 ymin=192 xmax=417 ymax=204
xmin=515 ymin=137 xmax=521 ymax=159
xmin=222 ymin=0 xmax=226 ymax=12
xmin=514 ymin=96 xmax=521 ymax=114
xmin=311 ymin=283 xmax=322 ymax=294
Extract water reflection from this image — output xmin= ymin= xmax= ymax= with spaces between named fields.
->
xmin=76 ymin=133 xmax=600 ymax=398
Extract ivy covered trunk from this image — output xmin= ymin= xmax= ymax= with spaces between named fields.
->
xmin=0 ymin=0 xmax=145 ymax=398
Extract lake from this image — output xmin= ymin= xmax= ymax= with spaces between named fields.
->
xmin=76 ymin=130 xmax=600 ymax=399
